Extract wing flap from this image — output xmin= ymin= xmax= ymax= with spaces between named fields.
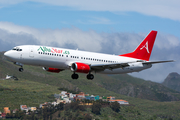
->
xmin=91 ymin=63 xmax=129 ymax=71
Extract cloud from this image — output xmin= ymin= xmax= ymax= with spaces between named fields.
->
xmin=0 ymin=22 xmax=179 ymax=82
xmin=0 ymin=0 xmax=180 ymax=21
xmin=78 ymin=16 xmax=113 ymax=24
xmin=0 ymin=22 xmax=103 ymax=52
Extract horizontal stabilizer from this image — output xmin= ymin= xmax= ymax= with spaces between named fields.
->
xmin=143 ymin=60 xmax=174 ymax=64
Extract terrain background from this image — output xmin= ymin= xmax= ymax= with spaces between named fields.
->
xmin=0 ymin=52 xmax=180 ymax=119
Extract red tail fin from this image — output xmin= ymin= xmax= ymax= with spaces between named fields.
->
xmin=120 ymin=30 xmax=157 ymax=61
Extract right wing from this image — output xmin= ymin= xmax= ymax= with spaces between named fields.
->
xmin=90 ymin=63 xmax=129 ymax=71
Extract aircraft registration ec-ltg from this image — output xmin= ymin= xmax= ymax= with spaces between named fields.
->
xmin=4 ymin=30 xmax=173 ymax=80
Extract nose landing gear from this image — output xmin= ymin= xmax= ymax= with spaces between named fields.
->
xmin=19 ymin=67 xmax=24 ymax=72
xmin=13 ymin=62 xmax=24 ymax=72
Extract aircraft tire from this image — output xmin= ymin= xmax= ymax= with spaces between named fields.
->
xmin=87 ymin=74 xmax=94 ymax=80
xmin=19 ymin=68 xmax=23 ymax=72
xmin=71 ymin=73 xmax=79 ymax=79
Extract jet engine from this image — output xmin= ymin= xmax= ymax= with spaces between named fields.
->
xmin=71 ymin=62 xmax=90 ymax=73
xmin=42 ymin=67 xmax=62 ymax=73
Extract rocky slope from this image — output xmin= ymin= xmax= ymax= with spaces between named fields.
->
xmin=162 ymin=72 xmax=180 ymax=92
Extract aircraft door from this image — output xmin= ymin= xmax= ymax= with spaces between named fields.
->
xmin=29 ymin=46 xmax=34 ymax=58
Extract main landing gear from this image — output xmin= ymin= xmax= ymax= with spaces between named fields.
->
xmin=71 ymin=73 xmax=94 ymax=80
xmin=71 ymin=73 xmax=79 ymax=79
xmin=86 ymin=74 xmax=94 ymax=80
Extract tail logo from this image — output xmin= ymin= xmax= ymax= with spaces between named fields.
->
xmin=140 ymin=41 xmax=149 ymax=53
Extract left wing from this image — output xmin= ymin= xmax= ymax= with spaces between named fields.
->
xmin=90 ymin=60 xmax=174 ymax=71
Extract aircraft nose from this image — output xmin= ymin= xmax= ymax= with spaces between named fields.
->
xmin=4 ymin=51 xmax=9 ymax=57
xmin=4 ymin=51 xmax=12 ymax=59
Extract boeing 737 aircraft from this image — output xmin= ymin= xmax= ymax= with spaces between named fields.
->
xmin=4 ymin=30 xmax=173 ymax=80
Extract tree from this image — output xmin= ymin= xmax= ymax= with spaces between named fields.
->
xmin=42 ymin=107 xmax=48 ymax=120
xmin=91 ymin=103 xmax=101 ymax=115
xmin=84 ymin=113 xmax=92 ymax=120
xmin=70 ymin=102 xmax=86 ymax=112
xmin=6 ymin=113 xmax=13 ymax=119
xmin=14 ymin=110 xmax=24 ymax=119
xmin=58 ymin=111 xmax=61 ymax=118
xmin=110 ymin=101 xmax=120 ymax=112
xmin=57 ymin=102 xmax=64 ymax=111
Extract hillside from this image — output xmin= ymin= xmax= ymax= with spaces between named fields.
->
xmin=93 ymin=74 xmax=180 ymax=101
xmin=1 ymin=51 xmax=180 ymax=119
xmin=162 ymin=72 xmax=180 ymax=92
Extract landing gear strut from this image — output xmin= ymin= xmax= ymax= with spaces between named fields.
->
xmin=71 ymin=73 xmax=79 ymax=79
xmin=13 ymin=62 xmax=24 ymax=72
xmin=87 ymin=74 xmax=94 ymax=80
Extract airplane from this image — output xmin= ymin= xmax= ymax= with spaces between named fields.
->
xmin=4 ymin=30 xmax=173 ymax=80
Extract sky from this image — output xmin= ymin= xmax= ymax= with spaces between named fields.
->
xmin=0 ymin=0 xmax=180 ymax=82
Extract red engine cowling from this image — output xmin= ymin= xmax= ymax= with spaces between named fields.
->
xmin=71 ymin=62 xmax=90 ymax=73
xmin=43 ymin=67 xmax=62 ymax=73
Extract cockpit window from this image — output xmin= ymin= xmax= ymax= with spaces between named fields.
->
xmin=12 ymin=47 xmax=22 ymax=51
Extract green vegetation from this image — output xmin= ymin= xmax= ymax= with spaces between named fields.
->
xmin=1 ymin=52 xmax=180 ymax=119
xmin=0 ymin=79 xmax=59 ymax=110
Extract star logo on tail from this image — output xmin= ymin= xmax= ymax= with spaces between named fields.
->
xmin=140 ymin=41 xmax=149 ymax=53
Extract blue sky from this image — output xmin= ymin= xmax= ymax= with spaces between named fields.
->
xmin=0 ymin=1 xmax=180 ymax=37
xmin=0 ymin=0 xmax=180 ymax=82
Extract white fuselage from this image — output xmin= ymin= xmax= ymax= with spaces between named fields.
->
xmin=4 ymin=45 xmax=152 ymax=74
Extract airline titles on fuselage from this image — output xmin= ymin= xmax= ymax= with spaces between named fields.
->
xmin=37 ymin=46 xmax=70 ymax=54
xmin=37 ymin=46 xmax=118 ymax=64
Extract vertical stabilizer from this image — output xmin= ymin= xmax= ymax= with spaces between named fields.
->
xmin=120 ymin=30 xmax=157 ymax=61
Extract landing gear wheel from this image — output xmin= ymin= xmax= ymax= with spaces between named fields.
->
xmin=19 ymin=68 xmax=23 ymax=72
xmin=87 ymin=74 xmax=94 ymax=80
xmin=71 ymin=73 xmax=79 ymax=79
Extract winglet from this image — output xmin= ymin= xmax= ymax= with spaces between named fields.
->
xmin=120 ymin=30 xmax=157 ymax=61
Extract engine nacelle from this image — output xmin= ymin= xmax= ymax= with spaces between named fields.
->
xmin=43 ymin=67 xmax=62 ymax=73
xmin=71 ymin=62 xmax=90 ymax=73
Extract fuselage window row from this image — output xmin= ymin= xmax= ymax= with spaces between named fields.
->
xmin=38 ymin=52 xmax=117 ymax=63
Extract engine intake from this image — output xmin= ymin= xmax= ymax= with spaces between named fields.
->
xmin=43 ymin=67 xmax=62 ymax=73
xmin=71 ymin=62 xmax=90 ymax=73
